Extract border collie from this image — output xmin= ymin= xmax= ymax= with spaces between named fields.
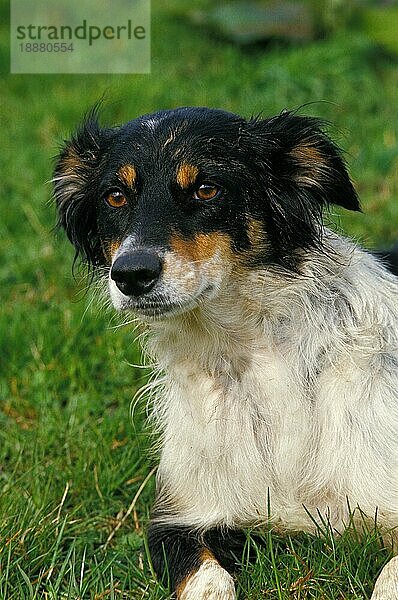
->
xmin=53 ymin=107 xmax=398 ymax=599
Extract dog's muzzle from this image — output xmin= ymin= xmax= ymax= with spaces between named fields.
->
xmin=111 ymin=250 xmax=163 ymax=297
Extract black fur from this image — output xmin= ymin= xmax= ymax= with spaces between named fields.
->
xmin=147 ymin=523 xmax=246 ymax=591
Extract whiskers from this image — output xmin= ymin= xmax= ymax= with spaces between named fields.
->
xmin=73 ymin=268 xmax=111 ymax=322
xmin=107 ymin=312 xmax=141 ymax=331
xmin=130 ymin=364 xmax=166 ymax=431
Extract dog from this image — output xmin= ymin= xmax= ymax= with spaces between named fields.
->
xmin=53 ymin=106 xmax=398 ymax=599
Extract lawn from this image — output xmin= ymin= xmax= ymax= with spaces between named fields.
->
xmin=1 ymin=1 xmax=397 ymax=598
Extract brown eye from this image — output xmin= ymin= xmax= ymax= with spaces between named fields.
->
xmin=193 ymin=183 xmax=221 ymax=201
xmin=105 ymin=191 xmax=128 ymax=208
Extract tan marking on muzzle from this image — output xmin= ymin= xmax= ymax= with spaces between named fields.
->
xmin=170 ymin=232 xmax=232 ymax=262
xmin=103 ymin=240 xmax=122 ymax=262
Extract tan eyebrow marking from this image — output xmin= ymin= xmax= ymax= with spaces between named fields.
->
xmin=176 ymin=163 xmax=199 ymax=189
xmin=117 ymin=164 xmax=137 ymax=188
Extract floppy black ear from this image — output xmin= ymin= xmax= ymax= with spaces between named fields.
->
xmin=53 ymin=108 xmax=115 ymax=267
xmin=246 ymin=111 xmax=360 ymax=256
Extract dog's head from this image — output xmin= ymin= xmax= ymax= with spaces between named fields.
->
xmin=54 ymin=106 xmax=359 ymax=318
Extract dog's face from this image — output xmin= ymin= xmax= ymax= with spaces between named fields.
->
xmin=54 ymin=107 xmax=359 ymax=318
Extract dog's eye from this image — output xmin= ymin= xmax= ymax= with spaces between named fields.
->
xmin=105 ymin=191 xmax=128 ymax=208
xmin=193 ymin=183 xmax=221 ymax=201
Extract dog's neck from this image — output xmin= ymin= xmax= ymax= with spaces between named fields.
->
xmin=146 ymin=266 xmax=298 ymax=379
xmin=144 ymin=232 xmax=355 ymax=378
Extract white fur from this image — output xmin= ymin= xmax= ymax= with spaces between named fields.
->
xmin=371 ymin=557 xmax=398 ymax=599
xmin=178 ymin=560 xmax=235 ymax=600
xmin=110 ymin=229 xmax=398 ymax=593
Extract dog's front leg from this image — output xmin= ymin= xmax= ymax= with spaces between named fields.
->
xmin=371 ymin=556 xmax=398 ymax=599
xmin=148 ymin=522 xmax=237 ymax=599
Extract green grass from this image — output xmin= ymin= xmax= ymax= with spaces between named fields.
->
xmin=1 ymin=1 xmax=397 ymax=597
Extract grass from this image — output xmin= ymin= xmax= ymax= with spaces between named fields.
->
xmin=1 ymin=1 xmax=397 ymax=597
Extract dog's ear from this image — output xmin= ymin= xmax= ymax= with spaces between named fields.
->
xmin=53 ymin=108 xmax=115 ymax=267
xmin=246 ymin=112 xmax=360 ymax=255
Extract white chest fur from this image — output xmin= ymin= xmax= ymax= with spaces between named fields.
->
xmin=148 ymin=241 xmax=398 ymax=532
xmin=157 ymin=347 xmax=316 ymax=529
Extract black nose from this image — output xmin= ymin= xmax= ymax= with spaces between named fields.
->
xmin=111 ymin=250 xmax=163 ymax=297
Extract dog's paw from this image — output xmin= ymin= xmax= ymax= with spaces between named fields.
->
xmin=178 ymin=559 xmax=236 ymax=600
xmin=371 ymin=556 xmax=398 ymax=600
